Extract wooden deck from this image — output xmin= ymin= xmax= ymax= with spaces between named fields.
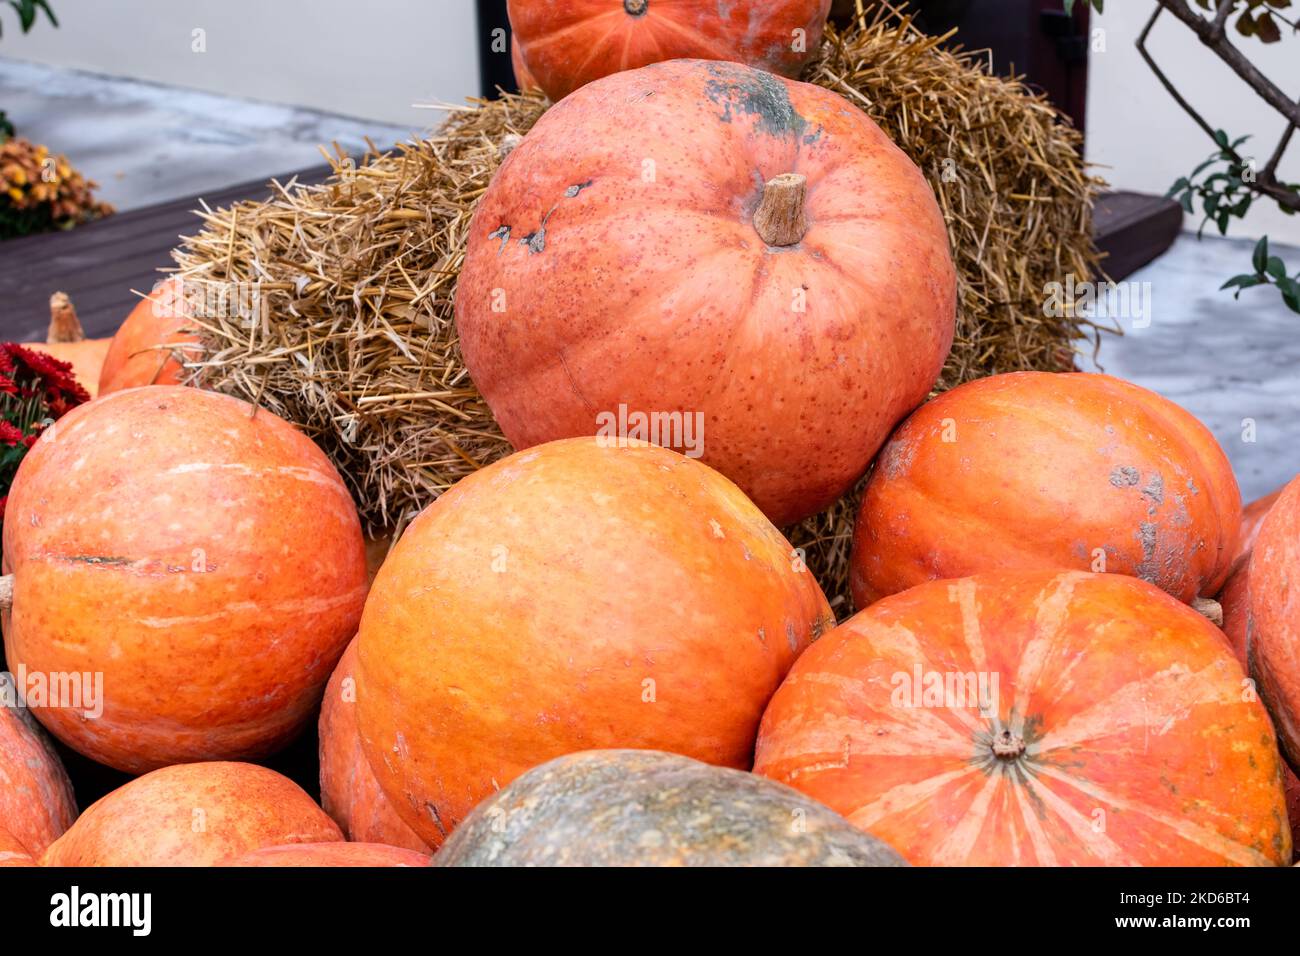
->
xmin=0 ymin=164 xmax=332 ymax=341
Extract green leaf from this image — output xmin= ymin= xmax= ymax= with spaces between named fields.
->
xmin=1253 ymin=236 xmax=1270 ymax=272
xmin=1221 ymin=274 xmax=1266 ymax=290
xmin=1213 ymin=129 xmax=1231 ymax=149
xmin=1267 ymin=256 xmax=1288 ymax=279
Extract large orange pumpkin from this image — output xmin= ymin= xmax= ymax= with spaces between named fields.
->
xmin=222 ymin=842 xmax=429 ymax=867
xmin=456 ymin=59 xmax=956 ymax=527
xmin=98 ymin=278 xmax=201 ymax=395
xmin=0 ymin=827 xmax=35 ymax=867
xmin=41 ymin=762 xmax=343 ymax=866
xmin=1 ymin=386 xmax=368 ymax=772
xmin=28 ymin=293 xmax=111 ymax=398
xmin=356 ymin=438 xmax=833 ymax=847
xmin=755 ymin=570 xmax=1292 ymax=866
xmin=1249 ymin=475 xmax=1300 ymax=772
xmin=852 ymin=372 xmax=1241 ymax=608
xmin=1217 ymin=500 xmax=1300 ymax=860
xmin=319 ymin=638 xmax=430 ymax=852
xmin=0 ymin=673 xmax=76 ymax=855
xmin=508 ymin=0 xmax=831 ymax=102
xmin=1235 ymin=486 xmax=1283 ymax=564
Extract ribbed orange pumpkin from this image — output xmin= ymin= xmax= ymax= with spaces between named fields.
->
xmin=511 ymin=41 xmax=540 ymax=92
xmin=41 ymin=762 xmax=343 ymax=867
xmin=223 ymin=842 xmax=428 ymax=867
xmin=0 ymin=827 xmax=35 ymax=867
xmin=1249 ymin=476 xmax=1300 ymax=772
xmin=508 ymin=0 xmax=832 ymax=101
xmin=852 ymin=372 xmax=1241 ymax=608
xmin=457 ymin=59 xmax=956 ymax=526
xmin=319 ymin=638 xmax=430 ymax=853
xmin=1 ymin=386 xmax=368 ymax=772
xmin=98 ymin=278 xmax=200 ymax=395
xmin=0 ymin=673 xmax=76 ymax=855
xmin=1216 ymin=494 xmax=1300 ymax=860
xmin=356 ymin=438 xmax=833 ymax=847
xmin=755 ymin=570 xmax=1291 ymax=866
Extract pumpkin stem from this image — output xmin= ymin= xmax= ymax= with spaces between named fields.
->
xmin=0 ymin=574 xmax=11 ymax=612
xmin=990 ymin=729 xmax=1026 ymax=760
xmin=624 ymin=0 xmax=648 ymax=16
xmin=753 ymin=173 xmax=809 ymax=247
xmin=1192 ymin=596 xmax=1223 ymax=627
xmin=48 ymin=292 xmax=87 ymax=344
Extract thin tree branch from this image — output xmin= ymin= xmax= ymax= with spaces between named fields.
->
xmin=1211 ymin=0 xmax=1235 ymax=38
xmin=1156 ymin=0 xmax=1300 ymax=127
xmin=1137 ymin=3 xmax=1300 ymax=212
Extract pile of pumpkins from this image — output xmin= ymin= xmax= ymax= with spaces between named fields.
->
xmin=3 ymin=0 xmax=1298 ymax=868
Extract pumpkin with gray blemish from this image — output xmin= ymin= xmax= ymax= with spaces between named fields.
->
xmin=507 ymin=0 xmax=832 ymax=102
xmin=456 ymin=59 xmax=956 ymax=528
xmin=433 ymin=750 xmax=906 ymax=867
xmin=850 ymin=371 xmax=1241 ymax=608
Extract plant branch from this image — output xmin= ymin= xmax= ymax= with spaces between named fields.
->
xmin=1156 ymin=0 xmax=1300 ymax=128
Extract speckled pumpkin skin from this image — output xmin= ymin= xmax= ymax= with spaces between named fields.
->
xmin=1218 ymin=552 xmax=1300 ymax=860
xmin=223 ymin=842 xmax=429 ymax=867
xmin=508 ymin=0 xmax=832 ymax=102
xmin=852 ymin=372 xmax=1241 ymax=607
xmin=0 ymin=827 xmax=36 ymax=866
xmin=1249 ymin=476 xmax=1300 ymax=774
xmin=434 ymin=749 xmax=905 ymax=867
xmin=2 ymin=386 xmax=368 ymax=773
xmin=0 ymin=674 xmax=76 ymax=855
xmin=356 ymin=438 xmax=834 ymax=848
xmin=455 ymin=59 xmax=956 ymax=527
xmin=41 ymin=762 xmax=343 ymax=867
xmin=319 ymin=639 xmax=431 ymax=853
xmin=98 ymin=278 xmax=200 ymax=395
xmin=756 ymin=571 xmax=1290 ymax=866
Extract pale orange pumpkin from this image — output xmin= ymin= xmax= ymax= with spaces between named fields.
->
xmin=1 ymin=386 xmax=368 ymax=773
xmin=0 ymin=673 xmax=76 ymax=856
xmin=222 ymin=842 xmax=429 ymax=867
xmin=456 ymin=59 xmax=956 ymax=527
xmin=356 ymin=438 xmax=833 ymax=848
xmin=1249 ymin=475 xmax=1300 ymax=773
xmin=852 ymin=372 xmax=1241 ymax=608
xmin=98 ymin=278 xmax=201 ymax=395
xmin=508 ymin=0 xmax=832 ymax=101
xmin=318 ymin=638 xmax=430 ymax=853
xmin=41 ymin=762 xmax=343 ymax=866
xmin=755 ymin=570 xmax=1291 ymax=866
xmin=27 ymin=293 xmax=111 ymax=398
xmin=0 ymin=827 xmax=35 ymax=867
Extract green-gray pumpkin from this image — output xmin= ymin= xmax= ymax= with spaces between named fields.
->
xmin=432 ymin=749 xmax=907 ymax=867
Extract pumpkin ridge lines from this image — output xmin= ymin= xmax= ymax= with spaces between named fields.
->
xmin=1017 ymin=764 xmax=1134 ymax=865
xmin=844 ymin=764 xmax=980 ymax=832
xmin=1008 ymin=572 xmax=1083 ymax=738
xmin=1029 ymin=762 xmax=1276 ymax=866
xmin=1038 ymin=658 xmax=1244 ymax=757
xmin=1009 ymin=769 xmax=1061 ymax=866
xmin=932 ymin=767 xmax=1002 ymax=863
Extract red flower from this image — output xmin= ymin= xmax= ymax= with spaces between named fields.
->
xmin=0 ymin=420 xmax=24 ymax=446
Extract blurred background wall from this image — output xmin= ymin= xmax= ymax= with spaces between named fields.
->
xmin=1085 ymin=0 xmax=1300 ymax=244
xmin=3 ymin=0 xmax=486 ymax=126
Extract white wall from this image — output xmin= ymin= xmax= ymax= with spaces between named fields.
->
xmin=2 ymin=0 xmax=483 ymax=126
xmin=1086 ymin=0 xmax=1300 ymax=245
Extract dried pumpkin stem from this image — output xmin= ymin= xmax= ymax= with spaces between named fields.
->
xmin=624 ymin=0 xmax=648 ymax=16
xmin=753 ymin=173 xmax=808 ymax=247
xmin=47 ymin=292 xmax=87 ymax=344
xmin=1192 ymin=596 xmax=1223 ymax=627
xmin=0 ymin=574 xmax=11 ymax=611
